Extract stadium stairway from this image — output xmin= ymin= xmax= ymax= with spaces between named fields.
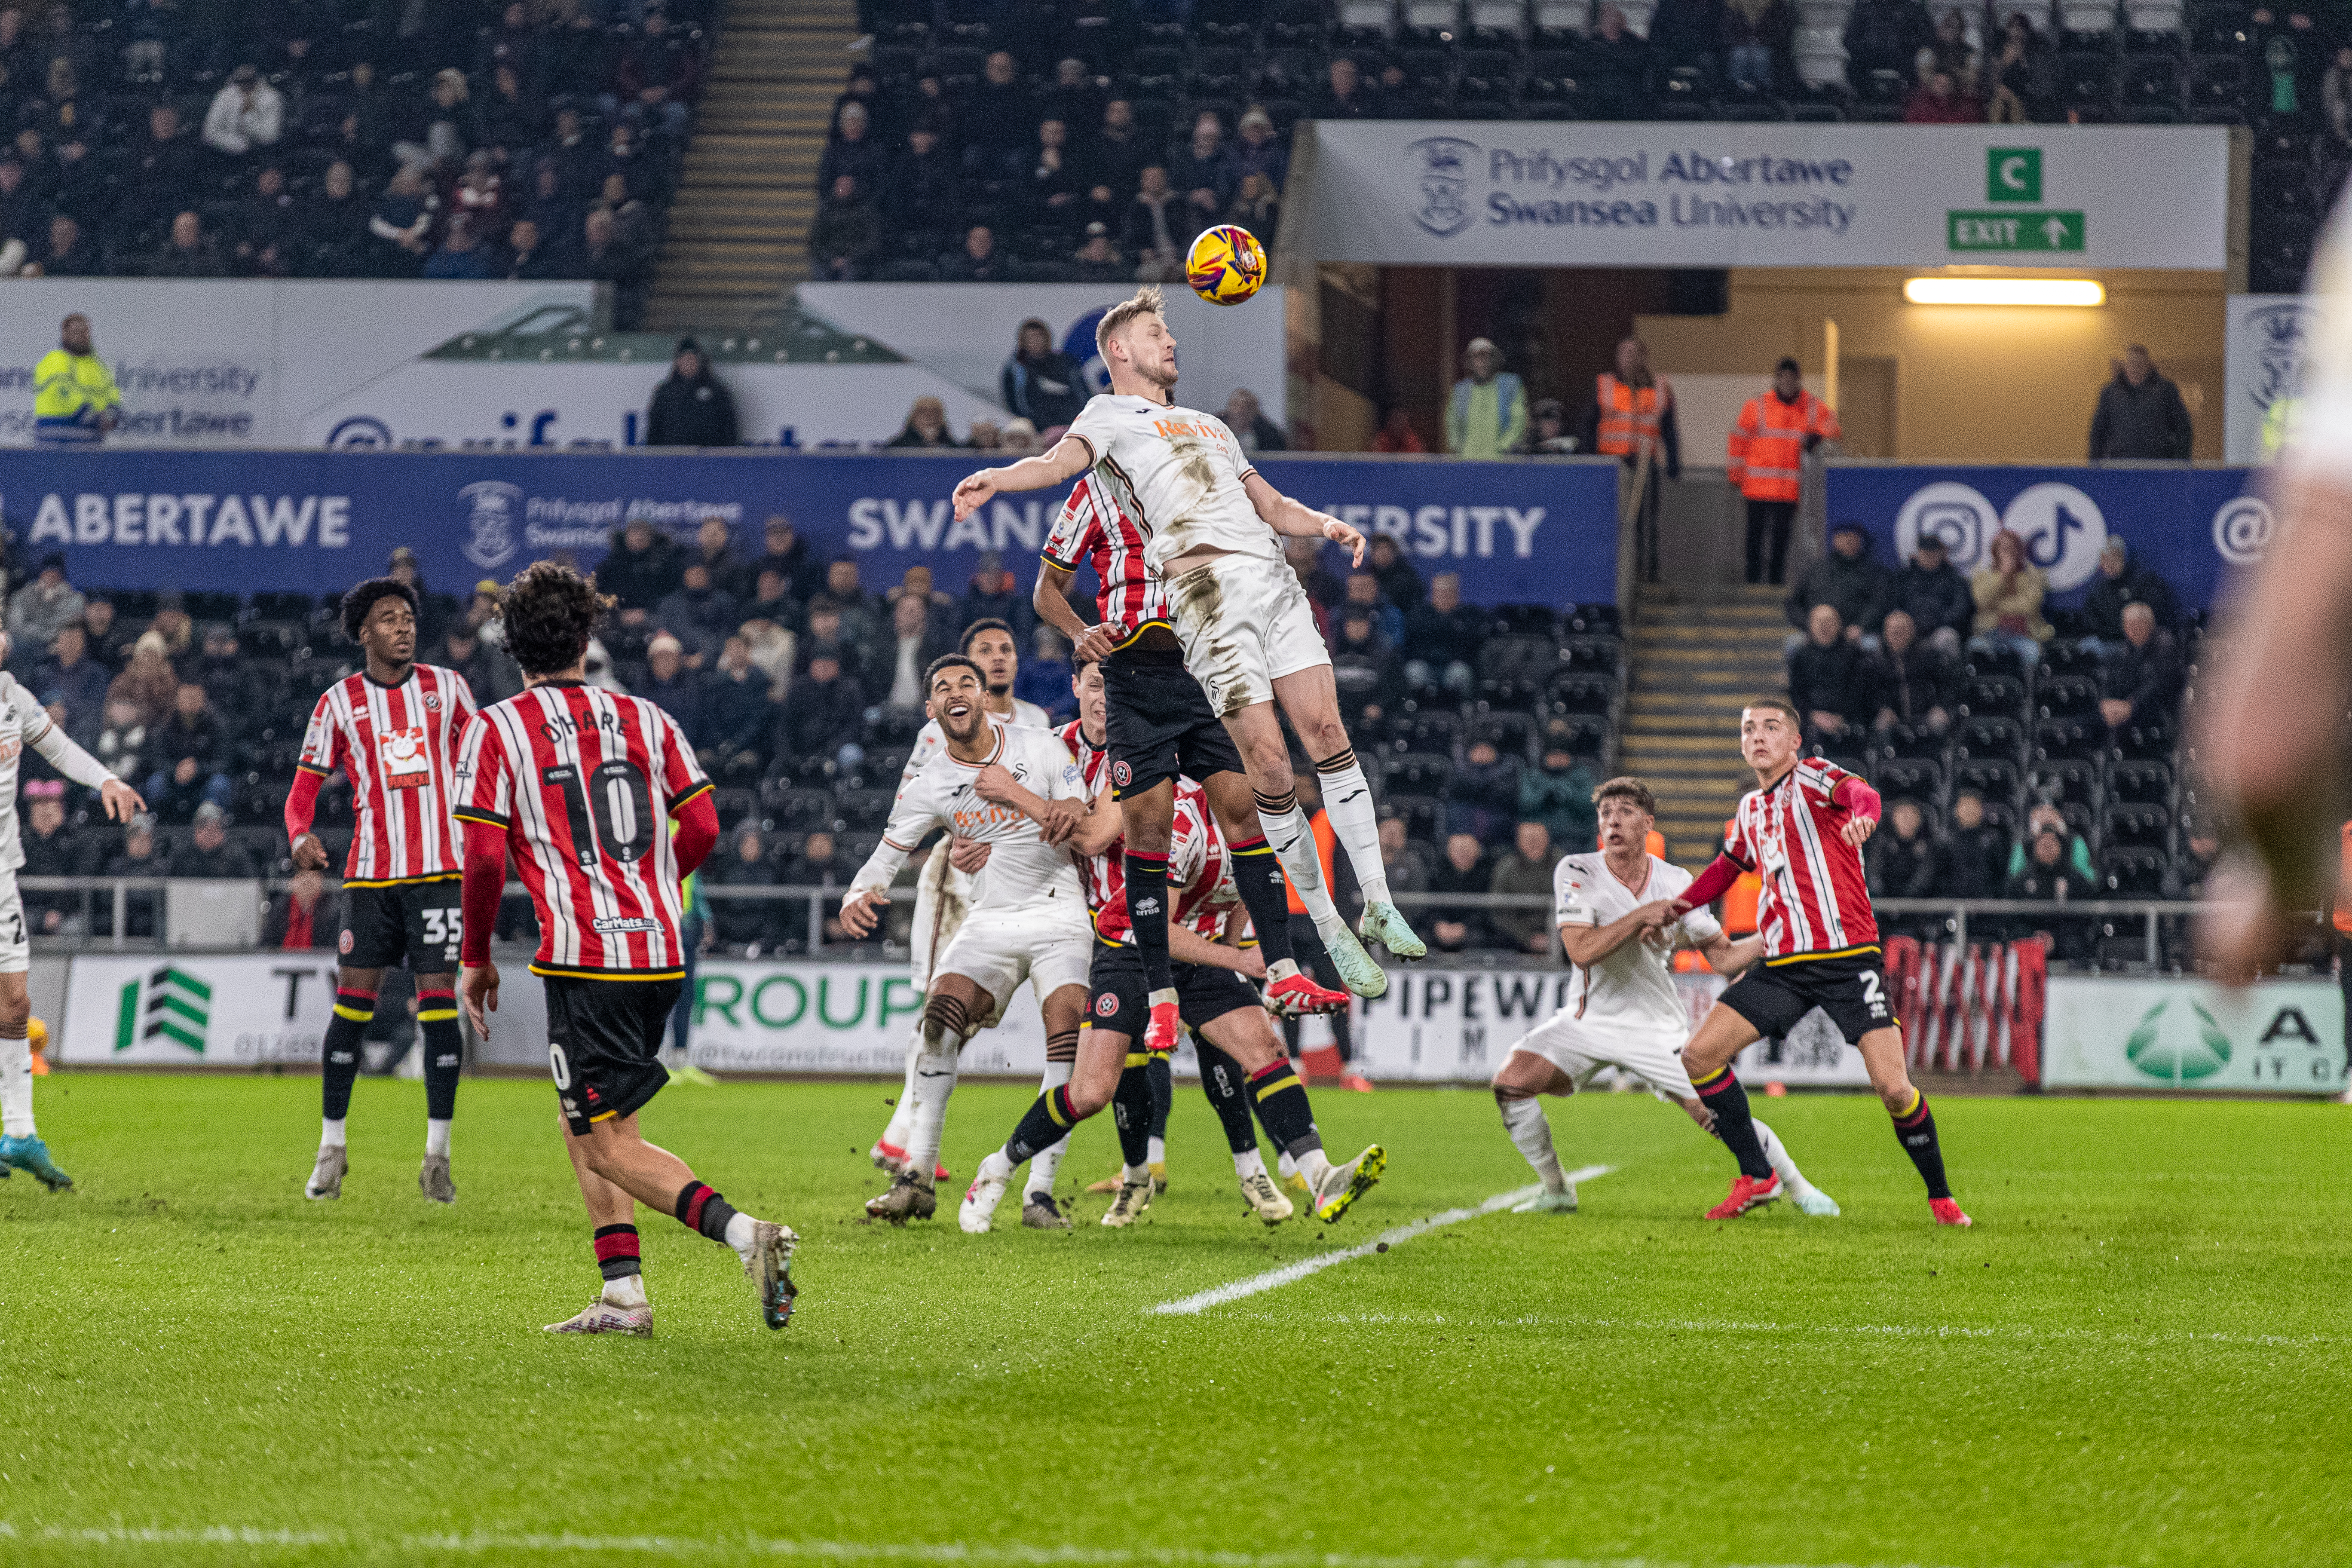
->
xmin=1619 ymin=584 xmax=1791 ymax=871
xmin=644 ymin=0 xmax=857 ymax=332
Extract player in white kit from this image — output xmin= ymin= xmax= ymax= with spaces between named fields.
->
xmin=0 ymin=646 xmax=146 ymax=1189
xmin=949 ymin=287 xmax=1422 ymax=1011
xmin=841 ymin=654 xmax=1095 ymax=1221
xmin=868 ymin=617 xmax=1050 ymax=1179
xmin=1491 ymin=778 xmax=1837 ymax=1216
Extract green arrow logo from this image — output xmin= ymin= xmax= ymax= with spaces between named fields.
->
xmin=114 ymin=965 xmax=211 ymax=1054
xmin=2123 ymin=999 xmax=2232 ymax=1084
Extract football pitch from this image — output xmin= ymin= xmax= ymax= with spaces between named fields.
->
xmin=5 ymin=1074 xmax=2349 ymax=1568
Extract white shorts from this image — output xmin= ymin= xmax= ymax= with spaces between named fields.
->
xmin=0 ymin=871 xmax=27 ymax=974
xmin=1508 ymin=1011 xmax=1697 ymax=1100
xmin=1167 ymin=550 xmax=1331 ymax=717
xmin=934 ymin=898 xmax=1093 ymax=1028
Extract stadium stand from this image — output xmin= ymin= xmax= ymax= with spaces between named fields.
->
xmin=831 ymin=0 xmax=2324 ymax=288
xmin=0 ymin=0 xmax=717 ymax=320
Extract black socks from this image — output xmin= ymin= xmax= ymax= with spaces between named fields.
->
xmin=1692 ymin=1065 xmax=1774 ymax=1180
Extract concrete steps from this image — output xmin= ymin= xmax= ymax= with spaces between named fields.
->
xmin=1620 ymin=584 xmax=1790 ymax=870
xmin=643 ymin=0 xmax=858 ymax=333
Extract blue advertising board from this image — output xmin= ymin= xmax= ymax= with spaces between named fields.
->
xmin=1823 ymin=464 xmax=2267 ymax=611
xmin=0 ymin=450 xmax=1623 ymax=607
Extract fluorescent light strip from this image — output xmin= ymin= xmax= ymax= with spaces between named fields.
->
xmin=1903 ymin=278 xmax=2106 ymax=307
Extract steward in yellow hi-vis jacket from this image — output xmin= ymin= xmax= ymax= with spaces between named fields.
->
xmin=33 ymin=313 xmax=121 ymax=447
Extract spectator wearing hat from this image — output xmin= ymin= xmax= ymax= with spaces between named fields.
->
xmin=168 ymin=802 xmax=257 ymax=879
xmin=645 ymin=337 xmax=739 ymax=447
xmin=1885 ymin=533 xmax=1973 ymax=655
xmin=204 ymin=64 xmax=284 ymax=161
xmin=1731 ymin=356 xmax=1840 ymax=585
xmin=639 ymin=633 xmax=705 ymax=738
xmin=1528 ymin=398 xmax=1577 ymax=453
xmin=1785 ymin=522 xmax=1887 ymax=650
xmin=1224 ymin=388 xmax=1286 ymax=453
xmin=1446 ymin=337 xmax=1528 ymax=458
xmin=6 ymin=553 xmax=85 ymax=651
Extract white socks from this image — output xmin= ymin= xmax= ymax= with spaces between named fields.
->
xmin=1276 ymin=1149 xmax=1299 ymax=1183
xmin=1292 ymin=1147 xmax=1334 ymax=1191
xmin=977 ymin=1148 xmax=1016 ymax=1185
xmin=1234 ymin=1145 xmax=1269 ymax=1182
xmin=1146 ymin=1134 xmax=1165 ymax=1167
xmin=905 ymin=1032 xmax=965 ymax=1184
xmin=1026 ymin=1061 xmax=1074 ymax=1197
xmin=1497 ymin=1093 xmax=1566 ymax=1191
xmin=1753 ymin=1117 xmax=1810 ymax=1194
xmin=603 ymin=1273 xmax=648 ymax=1309
xmin=0 ymin=1036 xmax=32 ymax=1137
xmin=320 ymin=1117 xmax=348 ymax=1148
xmin=1122 ymin=1161 xmax=1152 ymax=1184
xmin=425 ymin=1119 xmax=451 ymax=1158
xmin=880 ymin=1026 xmax=922 ymax=1151
xmin=1258 ymin=801 xmax=1345 ymax=939
xmin=1314 ymin=756 xmax=1390 ymax=906
xmin=723 ymin=1210 xmax=756 ymax=1259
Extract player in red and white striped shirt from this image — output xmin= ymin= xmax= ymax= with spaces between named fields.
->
xmin=1669 ymin=698 xmax=1969 ymax=1226
xmin=285 ymin=578 xmax=478 ymax=1208
xmin=958 ymin=660 xmax=1386 ymax=1233
xmin=1037 ymin=475 xmax=1347 ymax=1042
xmin=454 ymin=560 xmax=796 ymax=1336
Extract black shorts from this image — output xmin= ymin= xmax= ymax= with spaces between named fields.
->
xmin=340 ymin=876 xmax=463 ymax=971
xmin=1102 ymin=647 xmax=1244 ymax=799
xmin=1086 ymin=940 xmax=1259 ymax=1047
xmin=1719 ymin=947 xmax=1895 ymax=1044
xmin=545 ymin=974 xmax=683 ymax=1136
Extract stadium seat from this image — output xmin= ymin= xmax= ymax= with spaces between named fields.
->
xmin=1873 ymin=756 xmax=1945 ymax=802
xmin=1391 ymin=709 xmax=1468 ymax=754
xmin=2103 ymin=803 xmax=2171 ymax=848
xmin=2035 ymin=676 xmax=2102 ymax=720
xmin=1543 ymin=674 xmax=1619 ymax=718
xmin=1385 ymin=793 xmax=1445 ymax=841
xmin=1960 ymin=675 xmax=2027 ymax=718
xmin=2101 ymin=849 xmax=2168 ymax=894
xmin=1953 ymin=757 xmax=2021 ymax=803
xmin=2034 ymin=718 xmax=2105 ymax=760
xmin=2109 ymin=760 xmax=2174 ymax=803
xmin=1956 ymin=715 xmax=2025 ymax=760
xmin=1381 ymin=753 xmax=1457 ymax=793
xmin=1470 ymin=708 xmax=1538 ymax=755
xmin=2028 ymin=759 xmax=2101 ymax=809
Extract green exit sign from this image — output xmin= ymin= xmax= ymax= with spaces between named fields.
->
xmin=1987 ymin=147 xmax=2042 ymax=202
xmin=1948 ymin=210 xmax=2085 ymax=251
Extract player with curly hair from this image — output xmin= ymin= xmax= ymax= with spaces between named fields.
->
xmin=454 ymin=560 xmax=796 ymax=1335
xmin=286 ymin=575 xmax=479 ymax=1207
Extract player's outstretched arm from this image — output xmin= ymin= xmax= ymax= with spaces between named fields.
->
xmin=1700 ymin=931 xmax=1767 ymax=975
xmin=952 ymin=436 xmax=1092 ymax=521
xmin=1241 ymin=472 xmax=1366 ymax=565
xmin=1062 ymin=786 xmax=1125 ymax=858
xmin=21 ymin=706 xmax=142 ymax=820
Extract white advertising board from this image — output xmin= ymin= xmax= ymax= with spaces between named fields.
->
xmin=56 ymin=952 xmax=339 ymax=1066
xmin=682 ymin=959 xmax=1045 ymax=1077
xmin=2041 ymin=977 xmax=2347 ymax=1094
xmin=1298 ymin=123 xmax=2228 ymax=269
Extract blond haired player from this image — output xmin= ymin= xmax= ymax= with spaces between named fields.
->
xmin=949 ymin=287 xmax=1423 ymax=1058
xmin=1491 ymin=777 xmax=1834 ymax=1216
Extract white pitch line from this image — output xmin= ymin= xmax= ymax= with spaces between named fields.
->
xmin=1150 ymin=1167 xmax=1614 ymax=1317
xmin=0 ymin=1522 xmax=2000 ymax=1568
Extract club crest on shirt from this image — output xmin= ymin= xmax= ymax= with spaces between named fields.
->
xmin=1096 ymin=992 xmax=1119 ymax=1017
xmin=424 ymin=692 xmax=443 ymax=711
xmin=1112 ymin=760 xmax=1132 ymax=787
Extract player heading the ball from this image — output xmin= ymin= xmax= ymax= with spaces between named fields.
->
xmin=951 ymin=286 xmax=1425 ymax=1020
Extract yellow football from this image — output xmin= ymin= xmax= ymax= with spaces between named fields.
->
xmin=1185 ymin=224 xmax=1267 ymax=306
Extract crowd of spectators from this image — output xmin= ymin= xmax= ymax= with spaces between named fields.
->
xmin=1779 ymin=518 xmax=2204 ymax=962
xmin=0 ymin=0 xmax=713 ymax=322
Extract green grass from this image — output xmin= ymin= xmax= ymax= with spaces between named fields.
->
xmin=4 ymin=1073 xmax=2350 ymax=1568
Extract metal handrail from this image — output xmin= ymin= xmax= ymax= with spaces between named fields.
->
xmin=13 ymin=875 xmax=2248 ymax=967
